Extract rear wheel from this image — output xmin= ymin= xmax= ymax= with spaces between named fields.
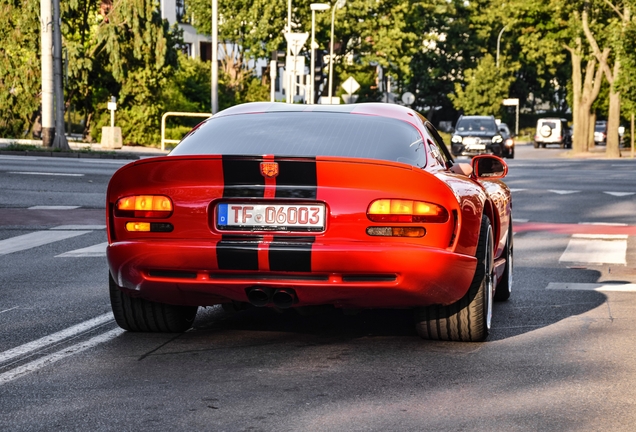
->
xmin=494 ymin=221 xmax=513 ymax=301
xmin=533 ymin=141 xmax=539 ymax=149
xmin=109 ymin=273 xmax=198 ymax=332
xmin=415 ymin=217 xmax=494 ymax=342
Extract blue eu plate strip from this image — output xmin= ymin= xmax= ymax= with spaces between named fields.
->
xmin=217 ymin=203 xmax=228 ymax=226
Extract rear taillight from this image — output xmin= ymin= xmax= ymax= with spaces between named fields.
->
xmin=367 ymin=199 xmax=449 ymax=223
xmin=115 ymin=195 xmax=173 ymax=218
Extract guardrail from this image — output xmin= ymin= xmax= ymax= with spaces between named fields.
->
xmin=161 ymin=112 xmax=212 ymax=151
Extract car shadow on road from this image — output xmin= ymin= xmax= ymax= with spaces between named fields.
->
xmin=187 ymin=269 xmax=610 ymax=344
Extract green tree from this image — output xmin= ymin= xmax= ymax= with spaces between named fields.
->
xmin=0 ymin=0 xmax=41 ymax=137
xmin=449 ymin=54 xmax=516 ymax=116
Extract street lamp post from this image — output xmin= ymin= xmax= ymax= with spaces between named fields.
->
xmin=211 ymin=0 xmax=218 ymax=114
xmin=310 ymin=3 xmax=329 ymax=105
xmin=496 ymin=25 xmax=507 ymax=68
xmin=328 ymin=0 xmax=346 ymax=104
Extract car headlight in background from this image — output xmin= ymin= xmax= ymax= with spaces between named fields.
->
xmin=505 ymin=138 xmax=514 ymax=147
xmin=451 ymin=135 xmax=463 ymax=144
xmin=492 ymin=135 xmax=503 ymax=144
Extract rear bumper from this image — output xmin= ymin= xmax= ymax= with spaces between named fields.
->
xmin=107 ymin=240 xmax=477 ymax=309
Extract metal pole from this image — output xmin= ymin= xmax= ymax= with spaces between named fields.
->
xmin=286 ymin=0 xmax=292 ymax=104
xmin=270 ymin=60 xmax=277 ymax=102
xmin=631 ymin=113 xmax=634 ymax=159
xmin=516 ymin=102 xmax=519 ymax=136
xmin=211 ymin=0 xmax=218 ymax=114
xmin=310 ymin=10 xmax=316 ymax=104
xmin=496 ymin=25 xmax=507 ymax=68
xmin=40 ymin=0 xmax=54 ymax=147
xmin=328 ymin=5 xmax=336 ymax=103
xmin=52 ymin=0 xmax=69 ymax=150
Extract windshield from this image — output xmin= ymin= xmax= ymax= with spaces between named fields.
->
xmin=456 ymin=118 xmax=497 ymax=133
xmin=595 ymin=124 xmax=606 ymax=132
xmin=170 ymin=112 xmax=427 ymax=167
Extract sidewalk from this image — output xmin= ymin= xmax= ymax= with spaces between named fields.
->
xmin=517 ymin=140 xmax=636 ymax=159
xmin=0 ymin=138 xmax=169 ymax=160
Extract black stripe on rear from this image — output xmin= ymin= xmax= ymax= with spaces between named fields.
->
xmin=217 ymin=235 xmax=261 ymax=270
xmin=268 ymin=236 xmax=315 ymax=272
xmin=274 ymin=159 xmax=317 ymax=199
xmin=222 ymin=158 xmax=265 ymax=198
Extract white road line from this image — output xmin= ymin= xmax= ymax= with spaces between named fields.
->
xmin=513 ymin=218 xmax=529 ymax=223
xmin=547 ymin=283 xmax=636 ymax=292
xmin=79 ymin=159 xmax=130 ymax=165
xmin=0 ymin=313 xmax=114 ymax=365
xmin=0 ymin=155 xmax=38 ymax=160
xmin=0 ymin=307 xmax=19 ymax=314
xmin=604 ymin=192 xmax=635 ymax=197
xmin=51 ymin=225 xmax=106 ymax=230
xmin=0 ymin=230 xmax=91 ymax=255
xmin=28 ymin=205 xmax=80 ymax=210
xmin=559 ymin=234 xmax=627 ymax=265
xmin=9 ymin=172 xmax=84 ymax=177
xmin=56 ymin=242 xmax=107 ymax=257
xmin=509 ymin=188 xmax=526 ymax=193
xmin=548 ymin=190 xmax=580 ymax=195
xmin=0 ymin=328 xmax=123 ymax=386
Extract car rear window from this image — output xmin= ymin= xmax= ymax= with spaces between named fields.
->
xmin=169 ymin=112 xmax=427 ymax=167
xmin=540 ymin=121 xmax=557 ymax=129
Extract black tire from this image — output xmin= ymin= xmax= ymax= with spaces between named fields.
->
xmin=415 ymin=217 xmax=494 ymax=342
xmin=533 ymin=141 xmax=539 ymax=149
xmin=109 ymin=273 xmax=198 ymax=332
xmin=494 ymin=220 xmax=513 ymax=301
xmin=560 ymin=141 xmax=565 ymax=149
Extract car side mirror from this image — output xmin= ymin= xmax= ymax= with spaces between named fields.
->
xmin=472 ymin=155 xmax=508 ymax=179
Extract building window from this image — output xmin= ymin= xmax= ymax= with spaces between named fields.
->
xmin=176 ymin=0 xmax=187 ymax=24
xmin=200 ymin=42 xmax=211 ymax=62
xmin=181 ymin=43 xmax=192 ymax=58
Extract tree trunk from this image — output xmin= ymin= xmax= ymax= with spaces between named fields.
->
xmin=588 ymin=112 xmax=596 ymax=151
xmin=607 ymin=87 xmax=621 ymax=157
xmin=568 ymin=42 xmax=585 ymax=153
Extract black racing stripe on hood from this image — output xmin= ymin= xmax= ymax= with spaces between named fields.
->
xmin=274 ymin=158 xmax=317 ymax=199
xmin=222 ymin=158 xmax=265 ymax=198
xmin=216 ymin=235 xmax=262 ymax=270
xmin=268 ymin=236 xmax=315 ymax=272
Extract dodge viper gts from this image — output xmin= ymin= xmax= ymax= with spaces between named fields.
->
xmin=106 ymin=102 xmax=513 ymax=342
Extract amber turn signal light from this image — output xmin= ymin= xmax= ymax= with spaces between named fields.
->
xmin=115 ymin=195 xmax=173 ymax=218
xmin=367 ymin=199 xmax=448 ymax=223
xmin=125 ymin=222 xmax=174 ymax=232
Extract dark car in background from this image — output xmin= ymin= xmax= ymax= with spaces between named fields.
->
xmin=451 ymin=115 xmax=505 ymax=158
xmin=498 ymin=122 xmax=515 ymax=159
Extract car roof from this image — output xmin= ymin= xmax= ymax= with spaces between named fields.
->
xmin=214 ymin=102 xmax=427 ymax=125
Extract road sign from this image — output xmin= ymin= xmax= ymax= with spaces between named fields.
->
xmin=284 ymin=32 xmax=309 ymax=56
xmin=503 ymin=98 xmax=519 ymax=106
xmin=402 ymin=92 xmax=415 ymax=105
xmin=341 ymin=76 xmax=360 ymax=95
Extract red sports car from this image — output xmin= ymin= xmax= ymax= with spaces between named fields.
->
xmin=106 ymin=102 xmax=513 ymax=342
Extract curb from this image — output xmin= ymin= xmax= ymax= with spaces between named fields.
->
xmin=0 ymin=150 xmax=164 ymax=160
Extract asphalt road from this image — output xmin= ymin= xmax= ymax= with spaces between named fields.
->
xmin=1 ymin=145 xmax=636 ymax=431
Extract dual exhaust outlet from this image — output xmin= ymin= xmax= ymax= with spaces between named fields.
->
xmin=246 ymin=287 xmax=297 ymax=309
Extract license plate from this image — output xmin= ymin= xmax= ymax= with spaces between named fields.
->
xmin=217 ymin=203 xmax=325 ymax=231
xmin=468 ymin=144 xmax=486 ymax=150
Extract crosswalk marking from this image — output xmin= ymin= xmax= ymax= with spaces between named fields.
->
xmin=56 ymin=242 xmax=107 ymax=257
xmin=548 ymin=190 xmax=580 ymax=195
xmin=604 ymin=192 xmax=635 ymax=197
xmin=559 ymin=234 xmax=627 ymax=265
xmin=0 ymin=231 xmax=91 ymax=256
xmin=28 ymin=205 xmax=81 ymax=210
xmin=547 ymin=283 xmax=636 ymax=292
xmin=51 ymin=225 xmax=106 ymax=230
